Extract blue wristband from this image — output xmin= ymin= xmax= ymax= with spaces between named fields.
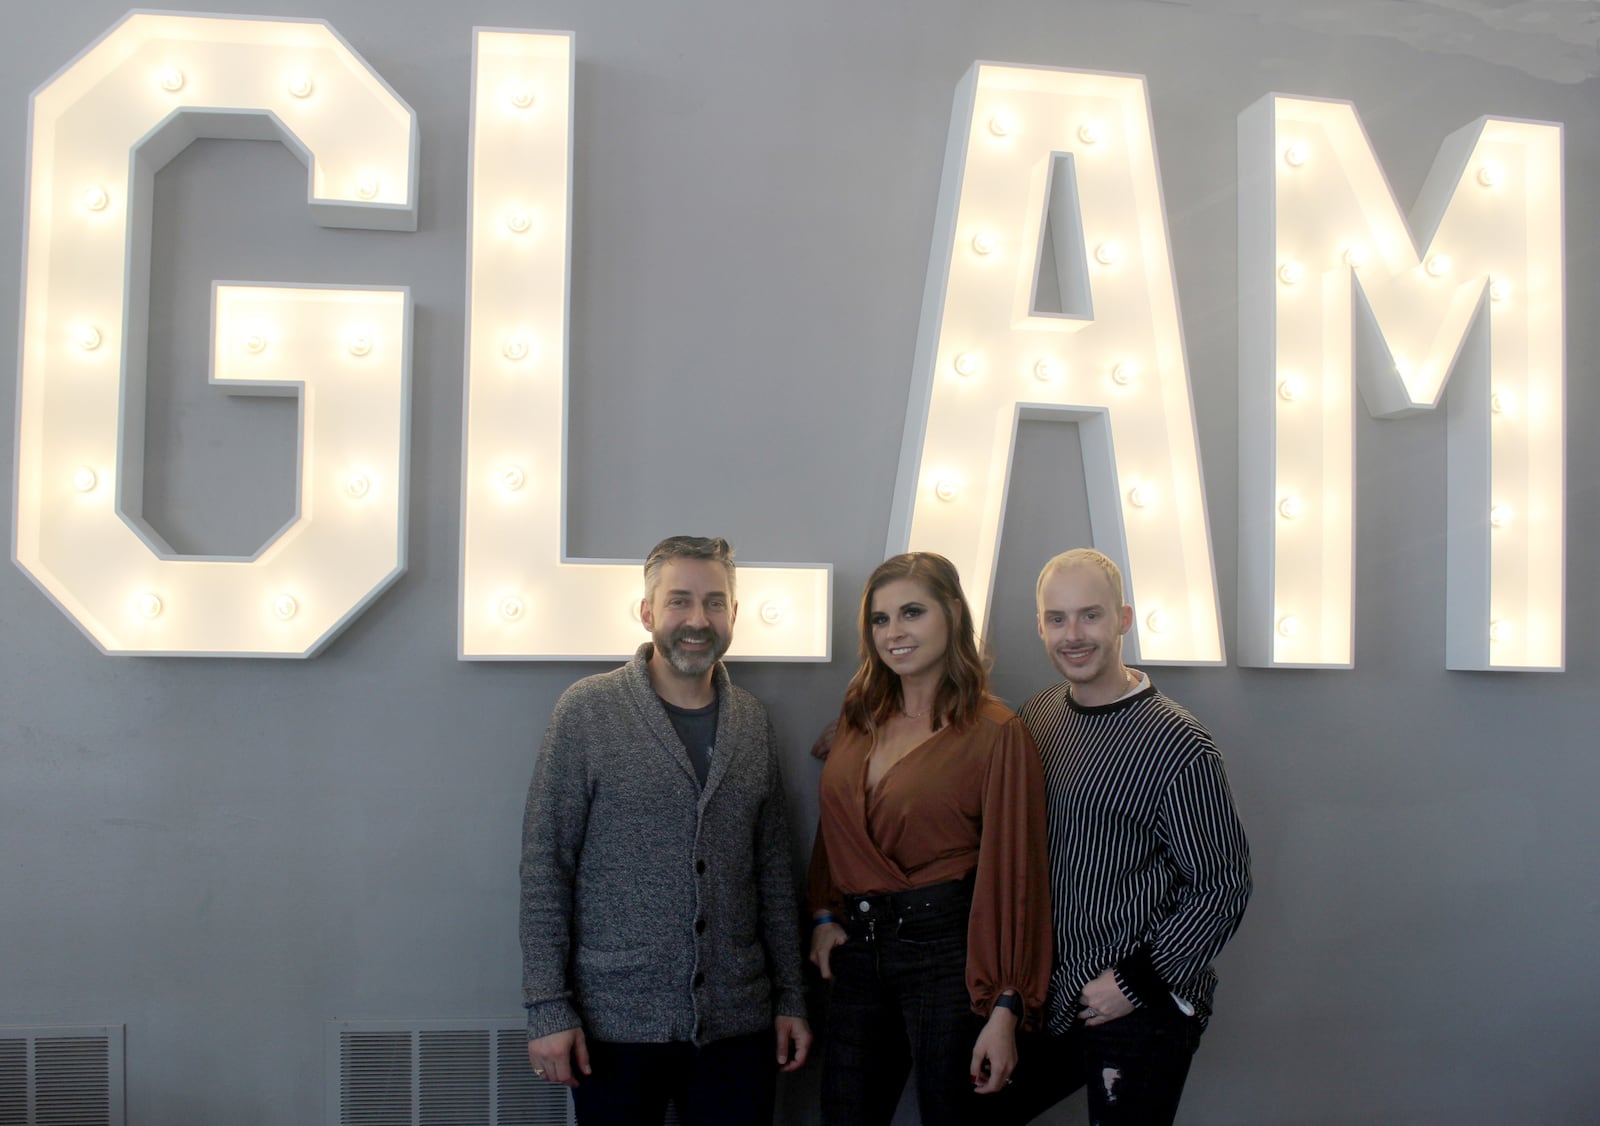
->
xmin=811 ymin=913 xmax=837 ymax=928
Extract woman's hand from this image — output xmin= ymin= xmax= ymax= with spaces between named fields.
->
xmin=969 ymin=1005 xmax=1018 ymax=1094
xmin=809 ymin=921 xmax=848 ymax=979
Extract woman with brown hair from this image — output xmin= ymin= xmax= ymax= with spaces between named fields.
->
xmin=808 ymin=552 xmax=1052 ymax=1125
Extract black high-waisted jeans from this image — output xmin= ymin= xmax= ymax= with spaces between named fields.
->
xmin=820 ymin=876 xmax=1024 ymax=1126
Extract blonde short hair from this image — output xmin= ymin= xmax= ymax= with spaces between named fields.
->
xmin=1036 ymin=548 xmax=1125 ymax=609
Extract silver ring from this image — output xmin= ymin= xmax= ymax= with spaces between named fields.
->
xmin=533 ymin=1068 xmax=545 ymax=1077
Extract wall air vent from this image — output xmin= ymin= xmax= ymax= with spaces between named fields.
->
xmin=327 ymin=1020 xmax=569 ymax=1126
xmin=0 ymin=1025 xmax=125 ymax=1126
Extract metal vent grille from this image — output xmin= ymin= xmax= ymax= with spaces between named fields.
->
xmin=328 ymin=1021 xmax=572 ymax=1126
xmin=0 ymin=1026 xmax=124 ymax=1126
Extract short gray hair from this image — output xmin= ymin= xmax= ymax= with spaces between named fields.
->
xmin=643 ymin=536 xmax=737 ymax=601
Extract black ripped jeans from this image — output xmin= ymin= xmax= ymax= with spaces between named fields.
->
xmin=1006 ymin=1003 xmax=1203 ymax=1125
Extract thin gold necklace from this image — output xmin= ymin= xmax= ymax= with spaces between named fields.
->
xmin=1069 ymin=668 xmax=1138 ymax=703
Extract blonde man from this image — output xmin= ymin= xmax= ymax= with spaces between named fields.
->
xmin=1009 ymin=549 xmax=1251 ymax=1125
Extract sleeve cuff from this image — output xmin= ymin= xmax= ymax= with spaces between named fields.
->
xmin=525 ymin=997 xmax=581 ymax=1040
xmin=774 ymin=987 xmax=808 ymax=1021
xmin=1113 ymin=946 xmax=1166 ymax=1010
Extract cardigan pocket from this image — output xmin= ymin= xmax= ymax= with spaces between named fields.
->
xmin=574 ymin=943 xmax=661 ymax=994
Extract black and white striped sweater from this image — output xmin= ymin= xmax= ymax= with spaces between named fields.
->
xmin=1020 ymin=676 xmax=1251 ymax=1032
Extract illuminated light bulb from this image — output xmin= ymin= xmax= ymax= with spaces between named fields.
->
xmin=73 ymin=468 xmax=98 ymax=493
xmin=346 ymin=334 xmax=374 ymax=357
xmin=356 ymin=177 xmax=380 ymax=200
xmin=952 ymin=352 xmax=979 ymax=377
xmin=1392 ymin=355 xmax=1412 ymax=378
xmin=510 ymin=87 xmax=536 ymax=110
xmin=1145 ymin=610 xmax=1169 ymax=634
xmin=1276 ymin=614 xmax=1301 ymax=638
xmin=1111 ymin=362 xmax=1136 ymax=387
xmin=1476 ymin=161 xmax=1502 ymax=188
xmin=287 ymin=73 xmax=314 ymax=99
xmin=1127 ymin=483 xmax=1154 ymax=508
xmin=345 ymin=473 xmax=371 ymax=498
xmin=243 ymin=333 xmax=268 ymax=355
xmin=1033 ymin=358 xmax=1060 ymax=382
xmin=83 ymin=186 xmax=110 ymax=212
xmin=759 ymin=600 xmax=785 ymax=625
xmin=1489 ymin=505 xmax=1512 ymax=528
xmin=1491 ymin=389 xmax=1510 ymax=415
xmin=1425 ymin=254 xmax=1451 ymax=277
xmin=273 ymin=595 xmax=298 ymax=621
xmin=1282 ymin=141 xmax=1309 ymax=168
xmin=505 ymin=210 xmax=532 ymax=235
xmin=1278 ymin=496 xmax=1303 ymax=520
xmin=1489 ymin=619 xmax=1510 ymax=643
xmin=934 ymin=478 xmax=959 ymax=502
xmin=1342 ymin=244 xmax=1367 ymax=269
xmin=1277 ymin=376 xmax=1306 ymax=402
xmin=76 ymin=325 xmax=103 ymax=351
xmin=971 ymin=232 xmax=995 ymax=256
xmin=1277 ymin=260 xmax=1303 ymax=286
xmin=158 ymin=67 xmax=185 ymax=93
xmin=499 ymin=596 xmax=526 ymax=623
xmin=1077 ymin=121 xmax=1102 ymax=145
xmin=500 ymin=465 xmax=527 ymax=492
xmin=502 ymin=336 xmax=530 ymax=362
xmin=1489 ymin=278 xmax=1509 ymax=303
xmin=987 ymin=113 xmax=1011 ymax=137
xmin=136 ymin=593 xmax=163 ymax=620
xmin=1094 ymin=241 xmax=1122 ymax=266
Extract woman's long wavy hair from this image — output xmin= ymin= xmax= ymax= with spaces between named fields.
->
xmin=840 ymin=552 xmax=989 ymax=737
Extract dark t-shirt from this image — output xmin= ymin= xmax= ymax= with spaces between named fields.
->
xmin=661 ymin=695 xmax=718 ymax=786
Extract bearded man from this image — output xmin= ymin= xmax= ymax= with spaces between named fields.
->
xmin=519 ymin=535 xmax=811 ymax=1124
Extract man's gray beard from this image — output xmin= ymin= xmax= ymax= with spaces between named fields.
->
xmin=661 ymin=629 xmax=729 ymax=676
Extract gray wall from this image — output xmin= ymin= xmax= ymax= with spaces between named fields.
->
xmin=3 ymin=1 xmax=1596 ymax=1123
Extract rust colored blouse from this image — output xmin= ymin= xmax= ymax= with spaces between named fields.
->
xmin=807 ymin=698 xmax=1053 ymax=1026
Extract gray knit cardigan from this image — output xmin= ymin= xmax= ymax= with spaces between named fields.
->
xmin=520 ymin=644 xmax=807 ymax=1044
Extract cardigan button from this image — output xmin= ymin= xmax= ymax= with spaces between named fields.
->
xmin=696 ymin=860 xmax=707 ymax=875
xmin=695 ymin=918 xmax=707 ymax=934
xmin=858 ymin=900 xmax=871 ymax=912
xmin=693 ymin=972 xmax=706 ymax=988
